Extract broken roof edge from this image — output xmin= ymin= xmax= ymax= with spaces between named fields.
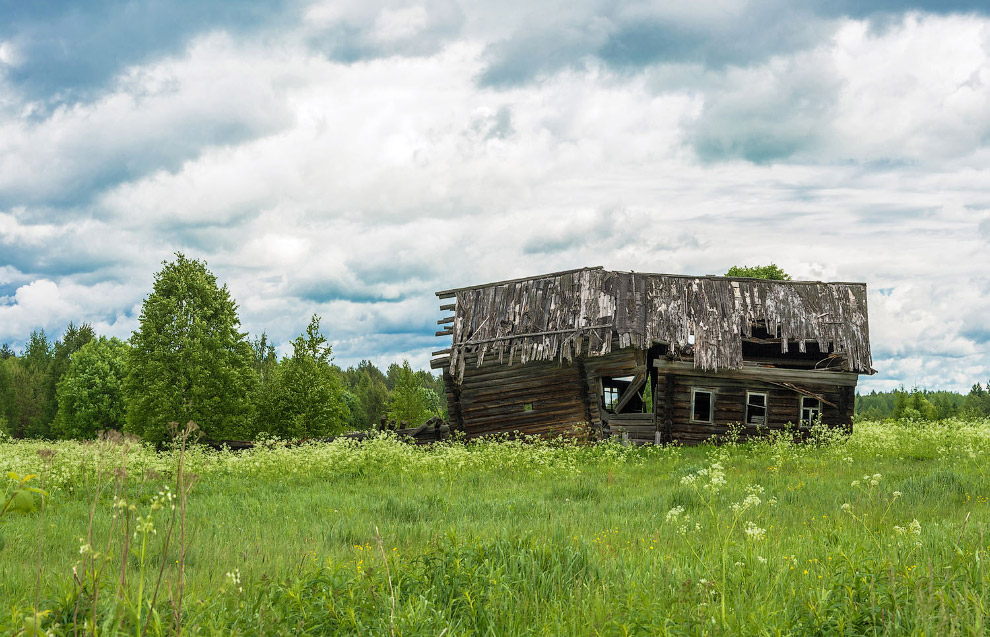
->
xmin=436 ymin=266 xmax=604 ymax=297
xmin=437 ymin=267 xmax=867 ymax=297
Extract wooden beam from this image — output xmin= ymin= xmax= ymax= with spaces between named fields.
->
xmin=612 ymin=372 xmax=646 ymax=413
xmin=437 ymin=316 xmax=455 ymax=325
xmin=765 ymin=381 xmax=838 ymax=408
xmin=653 ymin=359 xmax=860 ymax=387
xmin=431 ymin=348 xmax=451 ymax=356
xmin=440 ymin=303 xmax=456 ymax=311
xmin=436 ymin=328 xmax=453 ymax=337
xmin=452 ymin=325 xmax=613 ymax=346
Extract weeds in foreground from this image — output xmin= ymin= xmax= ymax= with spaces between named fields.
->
xmin=0 ymin=419 xmax=988 ymax=634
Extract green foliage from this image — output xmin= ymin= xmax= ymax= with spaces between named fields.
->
xmin=256 ymin=315 xmax=348 ymax=438
xmin=856 ymin=387 xmax=969 ymax=421
xmin=387 ymin=361 xmax=431 ymax=426
xmin=963 ymin=381 xmax=990 ymax=418
xmin=125 ymin=253 xmax=258 ymax=442
xmin=342 ymin=360 xmax=391 ymax=428
xmin=2 ymin=419 xmax=990 ymax=633
xmin=1 ymin=357 xmax=48 ymax=438
xmin=45 ymin=323 xmax=96 ymax=423
xmin=52 ymin=337 xmax=129 ymax=439
xmin=725 ymin=263 xmax=792 ymax=280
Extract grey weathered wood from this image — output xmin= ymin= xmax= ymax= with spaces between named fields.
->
xmin=436 ymin=266 xmax=605 ymax=297
xmin=440 ymin=269 xmax=871 ymax=382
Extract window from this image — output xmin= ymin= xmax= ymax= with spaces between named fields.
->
xmin=746 ymin=392 xmax=767 ymax=425
xmin=691 ymin=388 xmax=714 ymax=423
xmin=601 ymin=376 xmax=641 ymax=413
xmin=801 ymin=397 xmax=822 ymax=424
xmin=602 ymin=386 xmax=620 ymax=411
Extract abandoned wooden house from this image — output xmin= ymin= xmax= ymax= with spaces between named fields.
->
xmin=430 ymin=267 xmax=873 ymax=444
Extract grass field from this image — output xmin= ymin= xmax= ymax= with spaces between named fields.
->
xmin=1 ymin=420 xmax=989 ymax=635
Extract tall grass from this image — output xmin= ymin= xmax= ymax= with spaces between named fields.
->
xmin=1 ymin=419 xmax=988 ymax=634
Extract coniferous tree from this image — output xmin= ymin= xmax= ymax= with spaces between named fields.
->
xmin=125 ymin=253 xmax=258 ymax=442
xmin=256 ymin=315 xmax=347 ymax=438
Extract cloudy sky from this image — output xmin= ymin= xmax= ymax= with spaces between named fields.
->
xmin=1 ymin=0 xmax=989 ymax=392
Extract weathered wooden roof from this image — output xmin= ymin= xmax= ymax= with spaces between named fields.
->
xmin=437 ymin=267 xmax=872 ymax=380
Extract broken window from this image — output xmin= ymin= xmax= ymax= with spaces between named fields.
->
xmin=746 ymin=392 xmax=767 ymax=425
xmin=601 ymin=375 xmax=644 ymax=414
xmin=691 ymin=388 xmax=713 ymax=423
xmin=801 ymin=397 xmax=822 ymax=424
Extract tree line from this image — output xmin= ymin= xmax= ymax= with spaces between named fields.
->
xmin=855 ymin=384 xmax=990 ymax=421
xmin=0 ymin=254 xmax=446 ymax=442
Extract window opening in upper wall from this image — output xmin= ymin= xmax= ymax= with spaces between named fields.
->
xmin=746 ymin=391 xmax=767 ymax=425
xmin=691 ymin=388 xmax=714 ymax=423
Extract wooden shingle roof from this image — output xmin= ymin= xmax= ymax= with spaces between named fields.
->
xmin=437 ymin=267 xmax=872 ymax=380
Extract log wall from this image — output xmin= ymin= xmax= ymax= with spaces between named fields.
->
xmin=656 ymin=372 xmax=854 ymax=444
xmin=440 ymin=342 xmax=856 ymax=444
xmin=446 ymin=351 xmax=588 ymax=439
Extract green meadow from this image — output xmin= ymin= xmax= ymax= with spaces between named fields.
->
xmin=1 ymin=420 xmax=989 ymax=635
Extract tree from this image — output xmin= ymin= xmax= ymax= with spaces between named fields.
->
xmin=3 ymin=359 xmax=47 ymax=438
xmin=125 ymin=253 xmax=258 ymax=442
xmin=725 ymin=264 xmax=792 ymax=280
xmin=0 ymin=344 xmax=14 ymax=360
xmin=53 ymin=337 xmax=129 ymax=439
xmin=256 ymin=315 xmax=347 ymax=438
xmin=44 ymin=323 xmax=96 ymax=426
xmin=343 ymin=360 xmax=390 ymax=428
xmin=963 ymin=382 xmax=990 ymax=418
xmin=387 ymin=361 xmax=431 ymax=426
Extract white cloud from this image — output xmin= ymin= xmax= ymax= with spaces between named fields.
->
xmin=0 ymin=7 xmax=988 ymax=393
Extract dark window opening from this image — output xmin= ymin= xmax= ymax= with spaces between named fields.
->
xmin=746 ymin=392 xmax=767 ymax=425
xmin=691 ymin=389 xmax=713 ymax=423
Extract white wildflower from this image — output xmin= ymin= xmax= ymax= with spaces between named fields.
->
xmin=666 ymin=506 xmax=685 ymax=522
xmin=743 ymin=521 xmax=766 ymax=540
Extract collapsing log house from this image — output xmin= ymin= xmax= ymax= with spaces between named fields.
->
xmin=430 ymin=267 xmax=873 ymax=444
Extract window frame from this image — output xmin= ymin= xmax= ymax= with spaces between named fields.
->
xmin=690 ymin=388 xmax=715 ymax=424
xmin=602 ymin=385 xmax=620 ymax=412
xmin=745 ymin=391 xmax=768 ymax=425
xmin=800 ymin=396 xmax=822 ymax=425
